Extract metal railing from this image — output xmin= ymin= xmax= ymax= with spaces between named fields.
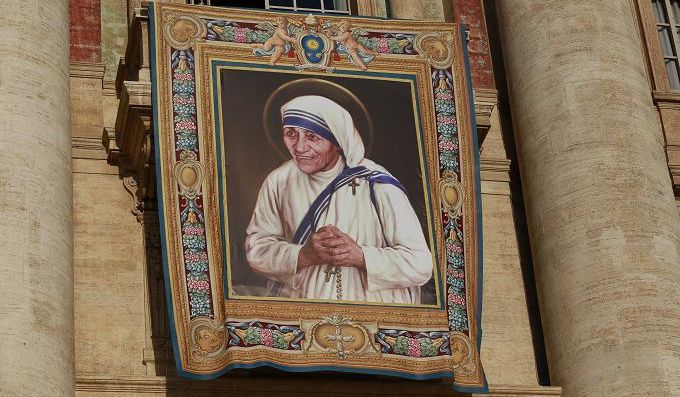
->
xmin=187 ymin=0 xmax=351 ymax=14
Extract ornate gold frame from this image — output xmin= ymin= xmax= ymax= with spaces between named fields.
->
xmin=150 ymin=2 xmax=485 ymax=391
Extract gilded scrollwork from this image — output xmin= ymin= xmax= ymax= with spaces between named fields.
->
xmin=174 ymin=151 xmax=204 ymax=199
xmin=414 ymin=32 xmax=455 ymax=69
xmin=438 ymin=171 xmax=464 ymax=218
xmin=163 ymin=14 xmax=208 ymax=50
xmin=449 ymin=331 xmax=477 ymax=375
xmin=122 ymin=174 xmax=143 ymax=218
xmin=301 ymin=313 xmax=379 ymax=359
xmin=190 ymin=317 xmax=227 ymax=362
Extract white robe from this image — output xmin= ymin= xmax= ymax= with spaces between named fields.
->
xmin=245 ymin=157 xmax=433 ymax=304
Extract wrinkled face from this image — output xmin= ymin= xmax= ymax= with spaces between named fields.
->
xmin=283 ymin=126 xmax=340 ymax=174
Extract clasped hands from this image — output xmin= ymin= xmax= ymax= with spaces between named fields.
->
xmin=298 ymin=225 xmax=365 ymax=269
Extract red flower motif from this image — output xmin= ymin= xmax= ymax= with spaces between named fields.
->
xmin=235 ymin=28 xmax=248 ymax=43
xmin=377 ymin=37 xmax=390 ymax=53
xmin=407 ymin=338 xmax=421 ymax=357
xmin=448 ymin=294 xmax=466 ymax=306
xmin=260 ymin=329 xmax=273 ymax=347
xmin=187 ymin=279 xmax=210 ymax=290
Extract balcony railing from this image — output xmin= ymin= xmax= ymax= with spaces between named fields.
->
xmin=185 ymin=0 xmax=351 ymax=14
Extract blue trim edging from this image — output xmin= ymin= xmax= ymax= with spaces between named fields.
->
xmin=168 ymin=360 xmax=453 ymax=382
xmin=450 ymin=23 xmax=488 ymax=395
xmin=148 ymin=2 xmax=191 ymax=380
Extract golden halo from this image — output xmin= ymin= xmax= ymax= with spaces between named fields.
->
xmin=263 ymin=78 xmax=374 ymax=161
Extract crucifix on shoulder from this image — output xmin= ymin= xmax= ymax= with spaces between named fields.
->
xmin=348 ymin=177 xmax=360 ymax=196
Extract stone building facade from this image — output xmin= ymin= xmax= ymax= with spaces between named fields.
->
xmin=1 ymin=0 xmax=679 ymax=396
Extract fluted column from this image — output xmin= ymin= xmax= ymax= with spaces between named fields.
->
xmin=496 ymin=1 xmax=680 ymax=396
xmin=0 ymin=0 xmax=74 ymax=396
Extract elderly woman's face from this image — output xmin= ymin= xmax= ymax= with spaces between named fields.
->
xmin=283 ymin=126 xmax=340 ymax=174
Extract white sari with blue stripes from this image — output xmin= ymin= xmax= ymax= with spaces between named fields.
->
xmin=245 ymin=157 xmax=433 ymax=303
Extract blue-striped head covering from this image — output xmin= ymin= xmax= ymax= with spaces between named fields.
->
xmin=282 ymin=108 xmax=340 ymax=148
xmin=281 ymin=95 xmax=366 ymax=167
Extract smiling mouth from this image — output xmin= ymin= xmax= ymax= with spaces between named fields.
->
xmin=295 ymin=155 xmax=317 ymax=162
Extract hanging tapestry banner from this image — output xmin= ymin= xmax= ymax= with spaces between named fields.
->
xmin=149 ymin=2 xmax=486 ymax=392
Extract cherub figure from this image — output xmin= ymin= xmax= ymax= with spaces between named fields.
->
xmin=252 ymin=17 xmax=297 ymax=66
xmin=330 ymin=20 xmax=377 ymax=70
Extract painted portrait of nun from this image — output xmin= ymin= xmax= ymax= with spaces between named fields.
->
xmin=244 ymin=79 xmax=433 ymax=304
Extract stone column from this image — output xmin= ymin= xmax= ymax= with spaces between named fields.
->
xmin=495 ymin=1 xmax=680 ymax=396
xmin=356 ymin=0 xmax=388 ymax=18
xmin=0 ymin=0 xmax=74 ymax=396
xmin=388 ymin=0 xmax=453 ymax=21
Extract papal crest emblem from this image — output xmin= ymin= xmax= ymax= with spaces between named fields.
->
xmin=295 ymin=14 xmax=335 ymax=72
xmin=249 ymin=13 xmax=382 ymax=72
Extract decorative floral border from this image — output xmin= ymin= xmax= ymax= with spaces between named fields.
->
xmin=172 ymin=48 xmax=214 ymax=318
xmin=227 ymin=321 xmax=305 ymax=350
xmin=376 ymin=330 xmax=451 ymax=358
xmin=432 ymin=69 xmax=468 ymax=332
xmin=203 ymin=17 xmax=417 ymax=56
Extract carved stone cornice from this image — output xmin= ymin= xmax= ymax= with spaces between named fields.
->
xmin=72 ymin=136 xmax=107 ymax=161
xmin=105 ymin=79 xmax=155 ymax=219
xmin=108 ymin=7 xmax=153 ymax=171
xmin=75 ymin=375 xmax=561 ymax=396
xmin=102 ymin=126 xmax=119 ymax=163
xmin=652 ymin=90 xmax=680 ymax=106
xmin=106 ymin=10 xmax=156 ymax=221
xmin=70 ymin=62 xmax=106 ymax=80
xmin=652 ymin=90 xmax=680 ymax=195
xmin=106 ymin=10 xmax=155 ymax=219
xmin=102 ymin=81 xmax=117 ymax=97
xmin=73 ymin=136 xmax=106 ymax=150
xmin=480 ymin=158 xmax=511 ymax=183
xmin=115 ymin=57 xmax=127 ymax=96
xmin=473 ymin=88 xmax=497 ymax=149
xmin=110 ymin=81 xmax=152 ymax=171
xmin=116 ymin=7 xmax=151 ymax=97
